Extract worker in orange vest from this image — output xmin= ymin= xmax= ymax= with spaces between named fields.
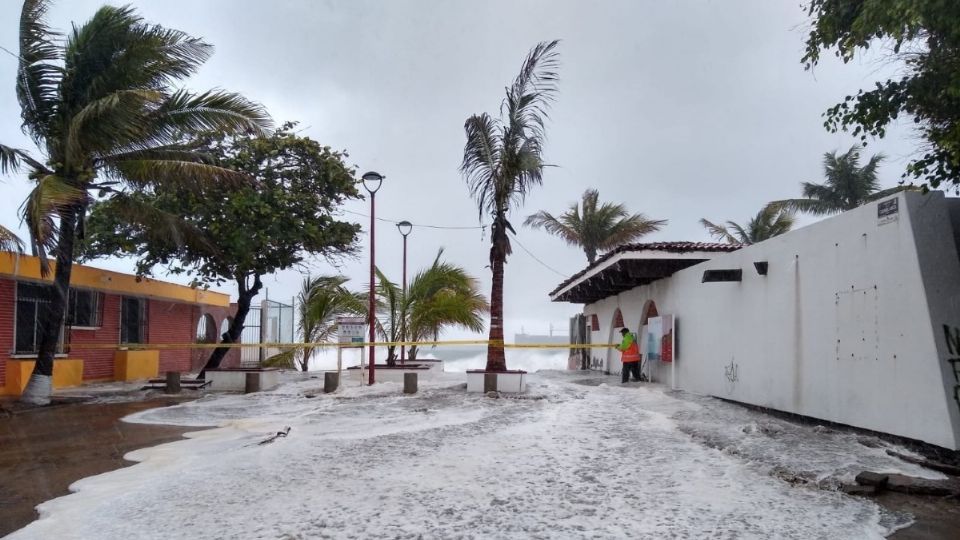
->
xmin=617 ymin=327 xmax=642 ymax=383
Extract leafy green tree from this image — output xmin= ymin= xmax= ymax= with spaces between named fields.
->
xmin=1 ymin=1 xmax=270 ymax=403
xmin=771 ymin=147 xmax=901 ymax=215
xmin=81 ymin=124 xmax=361 ymax=376
xmin=525 ymin=189 xmax=666 ymax=264
xmin=700 ymin=205 xmax=795 ymax=246
xmin=460 ymin=40 xmax=559 ymax=372
xmin=803 ymin=0 xmax=960 ymax=188
xmin=373 ymin=250 xmax=488 ymax=365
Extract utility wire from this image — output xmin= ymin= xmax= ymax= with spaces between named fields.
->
xmin=341 ymin=209 xmax=485 ymax=230
xmin=342 ymin=208 xmax=567 ymax=278
xmin=510 ymin=232 xmax=568 ymax=278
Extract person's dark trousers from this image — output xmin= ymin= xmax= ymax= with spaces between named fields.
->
xmin=621 ymin=361 xmax=641 ymax=383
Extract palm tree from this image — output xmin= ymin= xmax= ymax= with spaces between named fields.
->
xmin=460 ymin=40 xmax=559 ymax=372
xmin=1 ymin=2 xmax=270 ymax=404
xmin=372 ymin=250 xmax=488 ymax=365
xmin=771 ymin=147 xmax=903 ymax=215
xmin=399 ymin=250 xmax=488 ymax=362
xmin=700 ymin=205 xmax=795 ymax=246
xmin=266 ymin=275 xmax=364 ymax=371
xmin=525 ymin=189 xmax=666 ymax=264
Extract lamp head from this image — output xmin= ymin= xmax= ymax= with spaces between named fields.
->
xmin=397 ymin=220 xmax=413 ymax=237
xmin=360 ymin=171 xmax=384 ymax=194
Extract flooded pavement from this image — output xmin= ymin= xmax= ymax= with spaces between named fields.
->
xmin=0 ymin=397 xmax=202 ymax=536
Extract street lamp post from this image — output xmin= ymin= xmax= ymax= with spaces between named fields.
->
xmin=361 ymin=171 xmax=384 ymax=385
xmin=396 ymin=220 xmax=412 ymax=364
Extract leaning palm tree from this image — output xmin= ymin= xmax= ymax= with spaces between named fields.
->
xmin=372 ymin=250 xmax=488 ymax=365
xmin=2 ymin=2 xmax=271 ymax=404
xmin=771 ymin=147 xmax=903 ymax=215
xmin=460 ymin=40 xmax=559 ymax=372
xmin=525 ymin=189 xmax=666 ymax=264
xmin=403 ymin=251 xmax=488 ymax=362
xmin=700 ymin=205 xmax=795 ymax=246
xmin=266 ymin=275 xmax=364 ymax=371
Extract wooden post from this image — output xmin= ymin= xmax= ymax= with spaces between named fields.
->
xmin=245 ymin=372 xmax=260 ymax=394
xmin=324 ymin=372 xmax=339 ymax=393
xmin=403 ymin=372 xmax=417 ymax=394
xmin=165 ymin=371 xmax=181 ymax=394
xmin=484 ymin=373 xmax=497 ymax=393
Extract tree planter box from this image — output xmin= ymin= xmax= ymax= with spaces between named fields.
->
xmin=3 ymin=358 xmax=84 ymax=396
xmin=466 ymin=370 xmax=527 ymax=393
xmin=346 ymin=365 xmax=431 ymax=384
xmin=206 ymin=368 xmax=279 ymax=392
xmin=114 ymin=350 xmax=159 ymax=381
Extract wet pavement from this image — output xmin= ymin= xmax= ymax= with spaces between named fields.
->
xmin=0 ymin=397 xmax=201 ymax=537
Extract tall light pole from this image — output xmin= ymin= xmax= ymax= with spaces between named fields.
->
xmin=361 ymin=171 xmax=384 ymax=385
xmin=396 ymin=220 xmax=412 ymax=364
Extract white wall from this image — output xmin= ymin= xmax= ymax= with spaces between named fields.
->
xmin=582 ymin=192 xmax=960 ymax=450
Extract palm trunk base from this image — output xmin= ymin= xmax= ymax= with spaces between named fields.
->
xmin=20 ymin=373 xmax=53 ymax=406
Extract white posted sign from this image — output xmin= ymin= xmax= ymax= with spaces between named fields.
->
xmin=337 ymin=316 xmax=367 ymax=348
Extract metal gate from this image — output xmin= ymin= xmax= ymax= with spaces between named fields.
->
xmin=240 ymin=298 xmax=294 ymax=367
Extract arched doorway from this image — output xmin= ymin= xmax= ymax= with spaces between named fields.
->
xmin=196 ymin=313 xmax=217 ymax=343
xmin=637 ymin=300 xmax=659 ymax=381
xmin=605 ymin=308 xmax=625 ymax=375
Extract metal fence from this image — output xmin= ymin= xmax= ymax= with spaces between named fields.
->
xmin=240 ymin=298 xmax=295 ymax=367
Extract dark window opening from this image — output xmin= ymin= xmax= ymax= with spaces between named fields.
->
xmin=14 ymin=282 xmax=66 ymax=355
xmin=702 ymin=269 xmax=743 ymax=283
xmin=121 ymin=297 xmax=149 ymax=344
xmin=67 ymin=289 xmax=104 ymax=327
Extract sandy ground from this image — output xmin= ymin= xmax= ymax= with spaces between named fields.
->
xmin=1 ymin=372 xmax=959 ymax=539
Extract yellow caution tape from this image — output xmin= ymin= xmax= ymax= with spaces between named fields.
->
xmin=65 ymin=340 xmax=616 ymax=351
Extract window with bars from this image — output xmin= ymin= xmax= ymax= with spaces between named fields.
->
xmin=67 ymin=289 xmax=104 ymax=328
xmin=121 ymin=297 xmax=149 ymax=344
xmin=14 ymin=282 xmax=66 ymax=354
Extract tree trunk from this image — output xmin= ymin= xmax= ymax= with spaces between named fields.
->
xmin=486 ymin=253 xmax=507 ymax=371
xmin=585 ymin=247 xmax=597 ymax=265
xmin=22 ymin=206 xmax=81 ymax=405
xmin=386 ymin=345 xmax=397 ymax=367
xmin=199 ymin=274 xmax=262 ymax=378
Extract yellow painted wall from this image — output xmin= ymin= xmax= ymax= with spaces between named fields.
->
xmin=113 ymin=350 xmax=160 ymax=381
xmin=0 ymin=252 xmax=229 ymax=307
xmin=3 ymin=359 xmax=84 ymax=396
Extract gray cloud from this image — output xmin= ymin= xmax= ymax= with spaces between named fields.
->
xmin=0 ymin=0 xmax=921 ymax=340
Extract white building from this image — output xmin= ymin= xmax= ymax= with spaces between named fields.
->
xmin=551 ymin=191 xmax=960 ymax=451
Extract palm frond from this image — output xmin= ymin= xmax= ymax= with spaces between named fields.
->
xmin=699 ymin=218 xmax=742 ymax=245
xmin=148 ymin=89 xmax=272 ymax=141
xmin=0 ymin=143 xmax=50 ymax=175
xmin=17 ymin=0 xmax=62 ymax=142
xmin=461 ymin=113 xmax=501 ymax=219
xmin=524 ymin=210 xmax=580 ymax=244
xmin=103 ymin=159 xmax=251 ymax=191
xmin=0 ymin=224 xmax=25 ymax=253
xmin=20 ymin=175 xmax=87 ymax=270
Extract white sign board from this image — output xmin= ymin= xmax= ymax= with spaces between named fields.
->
xmin=337 ymin=316 xmax=367 ymax=348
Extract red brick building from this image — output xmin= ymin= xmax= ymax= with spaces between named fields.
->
xmin=1 ymin=253 xmax=236 ymax=395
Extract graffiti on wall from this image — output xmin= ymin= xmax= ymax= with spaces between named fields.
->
xmin=724 ymin=358 xmax=739 ymax=395
xmin=944 ymin=325 xmax=960 ymax=413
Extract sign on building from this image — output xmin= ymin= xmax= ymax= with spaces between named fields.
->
xmin=878 ymin=198 xmax=899 ymax=226
xmin=645 ymin=314 xmax=675 ymax=363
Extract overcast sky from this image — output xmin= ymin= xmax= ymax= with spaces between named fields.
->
xmin=0 ymin=1 xmax=923 ymax=339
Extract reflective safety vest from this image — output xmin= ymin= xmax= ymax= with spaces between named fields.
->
xmin=620 ymin=333 xmax=641 ymax=363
